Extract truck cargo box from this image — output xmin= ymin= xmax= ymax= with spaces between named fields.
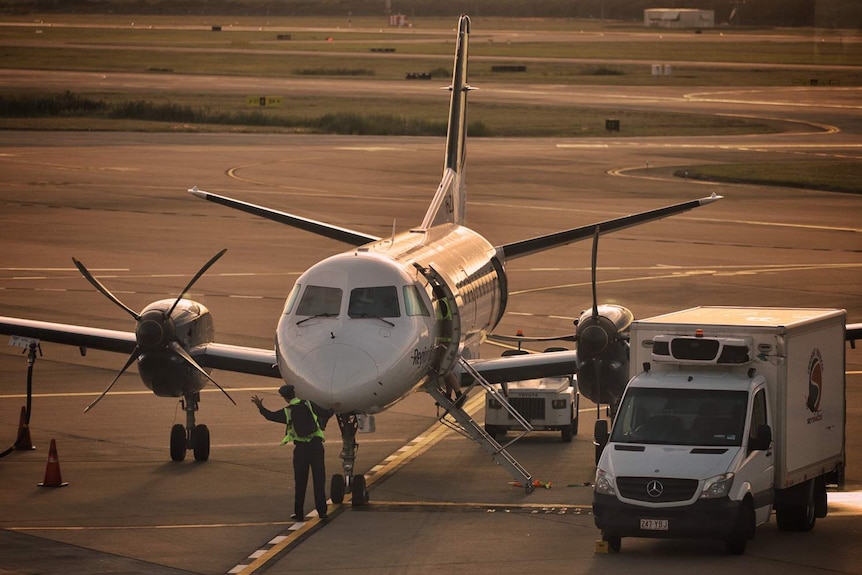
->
xmin=629 ymin=306 xmax=846 ymax=488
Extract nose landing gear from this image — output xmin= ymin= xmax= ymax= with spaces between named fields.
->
xmin=330 ymin=414 xmax=368 ymax=506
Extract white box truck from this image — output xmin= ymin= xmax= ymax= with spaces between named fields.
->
xmin=593 ymin=307 xmax=846 ymax=554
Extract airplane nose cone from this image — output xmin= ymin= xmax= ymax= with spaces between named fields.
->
xmin=303 ymin=343 xmax=379 ymax=405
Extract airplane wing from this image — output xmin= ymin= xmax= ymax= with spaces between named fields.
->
xmin=6 ymin=314 xmax=855 ymax=384
xmin=498 ymin=193 xmax=722 ymax=260
xmin=0 ymin=316 xmax=280 ymax=378
xmin=487 ymin=333 xmax=575 ymax=344
xmin=189 ymin=343 xmax=280 ymax=378
xmin=188 ymin=187 xmax=380 ymax=246
xmin=0 ymin=317 xmax=136 ymax=354
xmin=464 ymin=350 xmax=578 ymax=385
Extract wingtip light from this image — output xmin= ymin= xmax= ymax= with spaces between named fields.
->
xmin=188 ymin=186 xmax=207 ymax=199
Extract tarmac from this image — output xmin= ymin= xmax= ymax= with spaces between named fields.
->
xmin=0 ymin=70 xmax=861 ymax=574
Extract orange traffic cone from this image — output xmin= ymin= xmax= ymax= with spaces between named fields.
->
xmin=14 ymin=406 xmax=35 ymax=451
xmin=38 ymin=439 xmax=68 ymax=487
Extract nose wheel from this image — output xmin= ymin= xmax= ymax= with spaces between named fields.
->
xmin=331 ymin=414 xmax=369 ymax=506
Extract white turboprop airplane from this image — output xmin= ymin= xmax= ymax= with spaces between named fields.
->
xmin=0 ymin=15 xmax=728 ymax=501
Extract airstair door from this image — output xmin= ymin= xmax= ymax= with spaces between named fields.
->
xmin=413 ymin=263 xmax=461 ymax=378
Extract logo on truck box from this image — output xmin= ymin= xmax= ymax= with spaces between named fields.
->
xmin=807 ymin=348 xmax=823 ymax=418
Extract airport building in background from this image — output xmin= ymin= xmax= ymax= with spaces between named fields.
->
xmin=644 ymin=8 xmax=715 ymax=28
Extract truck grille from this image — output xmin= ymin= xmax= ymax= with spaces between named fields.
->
xmin=616 ymin=477 xmax=698 ymax=503
xmin=507 ymin=397 xmax=545 ymax=421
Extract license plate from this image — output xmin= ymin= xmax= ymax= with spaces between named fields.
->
xmin=640 ymin=519 xmax=669 ymax=531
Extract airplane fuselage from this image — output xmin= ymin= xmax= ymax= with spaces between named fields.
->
xmin=276 ymin=223 xmax=506 ymax=413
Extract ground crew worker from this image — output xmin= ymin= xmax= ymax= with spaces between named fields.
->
xmin=251 ymin=385 xmax=332 ymax=521
xmin=433 ymin=285 xmax=463 ymax=405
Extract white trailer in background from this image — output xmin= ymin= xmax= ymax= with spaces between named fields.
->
xmin=484 ymin=348 xmax=579 ymax=442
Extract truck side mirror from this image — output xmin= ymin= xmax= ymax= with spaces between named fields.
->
xmin=749 ymin=424 xmax=772 ymax=452
xmin=594 ymin=419 xmax=610 ymax=465
xmin=594 ymin=419 xmax=609 ymax=447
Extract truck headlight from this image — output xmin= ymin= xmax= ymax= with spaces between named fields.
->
xmin=551 ymin=399 xmax=567 ymax=409
xmin=488 ymin=398 xmax=502 ymax=409
xmin=700 ymin=473 xmax=734 ymax=499
xmin=595 ymin=468 xmax=616 ymax=496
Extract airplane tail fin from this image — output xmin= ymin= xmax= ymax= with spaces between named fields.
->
xmin=420 ymin=14 xmax=471 ymax=229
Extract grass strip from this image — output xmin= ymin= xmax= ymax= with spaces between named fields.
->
xmin=676 ymin=161 xmax=862 ymax=194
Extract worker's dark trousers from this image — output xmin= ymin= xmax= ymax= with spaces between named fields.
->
xmin=293 ymin=437 xmax=327 ymax=518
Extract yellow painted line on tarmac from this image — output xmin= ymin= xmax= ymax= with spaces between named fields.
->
xmin=7 ymin=521 xmax=292 ymax=532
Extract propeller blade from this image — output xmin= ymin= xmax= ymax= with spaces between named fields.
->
xmin=169 ymin=341 xmax=236 ymax=405
xmin=590 ymin=226 xmax=599 ymax=320
xmin=166 ymin=249 xmax=227 ymax=318
xmin=594 ymin=358 xmax=603 ymax=419
xmin=73 ymin=258 xmax=141 ymax=321
xmin=84 ymin=347 xmax=140 ymax=412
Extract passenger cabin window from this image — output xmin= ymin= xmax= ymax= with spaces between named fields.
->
xmin=349 ymin=286 xmax=400 ymax=319
xmin=403 ymin=285 xmax=430 ymax=317
xmin=296 ymin=285 xmax=342 ymax=317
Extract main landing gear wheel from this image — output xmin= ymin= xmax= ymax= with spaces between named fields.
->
xmin=192 ymin=424 xmax=210 ymax=462
xmin=351 ymin=474 xmax=369 ymax=506
xmin=331 ymin=474 xmax=345 ymax=504
xmin=170 ymin=424 xmax=186 ymax=462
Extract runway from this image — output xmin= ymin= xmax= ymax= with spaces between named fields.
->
xmin=1 ymin=73 xmax=861 ymax=573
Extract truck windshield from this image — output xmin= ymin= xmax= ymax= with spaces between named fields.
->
xmin=611 ymin=388 xmax=747 ymax=446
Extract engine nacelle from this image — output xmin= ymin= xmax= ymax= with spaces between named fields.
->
xmin=136 ymin=298 xmax=214 ymax=396
xmin=575 ymin=304 xmax=633 ymax=406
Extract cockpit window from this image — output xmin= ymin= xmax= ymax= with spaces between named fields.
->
xmin=348 ymin=286 xmax=400 ymax=319
xmin=296 ymin=285 xmax=342 ymax=317
xmin=403 ymin=285 xmax=430 ymax=317
xmin=283 ymin=283 xmax=301 ymax=315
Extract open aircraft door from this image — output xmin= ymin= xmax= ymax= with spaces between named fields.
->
xmin=414 ymin=263 xmax=461 ymax=378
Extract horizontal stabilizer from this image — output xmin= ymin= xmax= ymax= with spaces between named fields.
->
xmin=498 ymin=193 xmax=722 ymax=261
xmin=189 ymin=187 xmax=380 ymax=246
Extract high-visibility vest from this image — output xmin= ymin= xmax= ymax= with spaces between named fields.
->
xmin=436 ymin=298 xmax=453 ymax=344
xmin=280 ymin=399 xmax=325 ymax=445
